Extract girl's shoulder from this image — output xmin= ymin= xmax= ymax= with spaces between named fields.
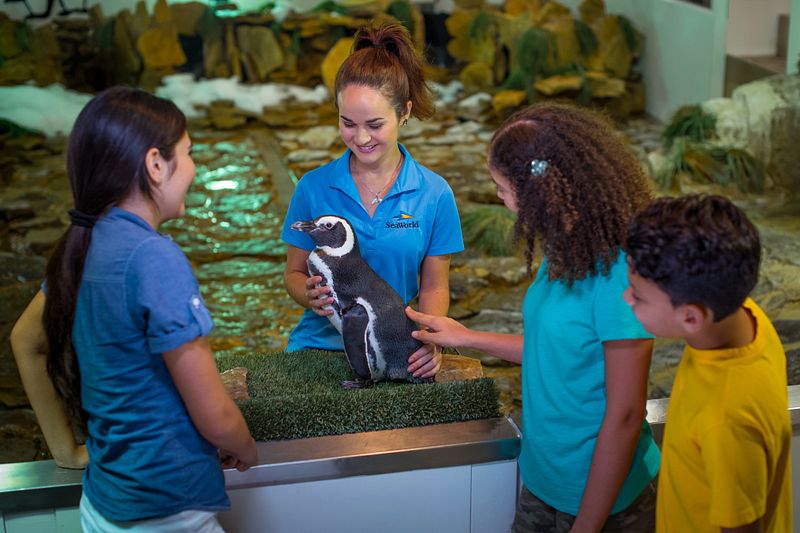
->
xmin=127 ymin=235 xmax=192 ymax=279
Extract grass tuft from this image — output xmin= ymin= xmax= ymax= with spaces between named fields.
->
xmin=461 ymin=204 xmax=518 ymax=257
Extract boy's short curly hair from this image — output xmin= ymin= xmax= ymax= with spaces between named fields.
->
xmin=626 ymin=194 xmax=761 ymax=321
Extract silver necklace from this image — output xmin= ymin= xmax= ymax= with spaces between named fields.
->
xmin=354 ymin=155 xmax=404 ymax=206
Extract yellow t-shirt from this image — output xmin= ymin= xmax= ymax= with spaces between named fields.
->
xmin=656 ymin=299 xmax=792 ymax=532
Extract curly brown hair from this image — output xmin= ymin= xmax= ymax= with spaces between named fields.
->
xmin=488 ymin=102 xmax=652 ymax=285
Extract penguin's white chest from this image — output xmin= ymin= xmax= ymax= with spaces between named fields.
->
xmin=308 ymin=251 xmax=342 ymax=333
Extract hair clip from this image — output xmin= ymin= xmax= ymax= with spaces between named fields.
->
xmin=530 ymin=159 xmax=548 ymax=176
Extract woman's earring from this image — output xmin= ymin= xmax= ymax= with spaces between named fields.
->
xmin=402 ymin=118 xmax=408 ymax=126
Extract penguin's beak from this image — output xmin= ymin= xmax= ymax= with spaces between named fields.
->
xmin=290 ymin=220 xmax=317 ymax=233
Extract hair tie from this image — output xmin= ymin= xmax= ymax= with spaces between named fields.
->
xmin=530 ymin=159 xmax=548 ymax=176
xmin=69 ymin=209 xmax=98 ymax=229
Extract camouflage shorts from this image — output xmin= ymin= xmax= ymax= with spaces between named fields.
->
xmin=511 ymin=479 xmax=657 ymax=533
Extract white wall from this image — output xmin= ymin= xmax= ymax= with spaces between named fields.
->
xmin=560 ymin=0 xmax=728 ymax=123
xmin=727 ymin=0 xmax=791 ymax=56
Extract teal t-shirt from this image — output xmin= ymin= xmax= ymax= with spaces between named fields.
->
xmin=519 ymin=251 xmax=660 ymax=515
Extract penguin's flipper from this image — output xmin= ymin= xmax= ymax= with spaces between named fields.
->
xmin=340 ymin=302 xmax=373 ymax=381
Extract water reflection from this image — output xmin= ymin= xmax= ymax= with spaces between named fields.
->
xmin=163 ymin=129 xmax=300 ymax=355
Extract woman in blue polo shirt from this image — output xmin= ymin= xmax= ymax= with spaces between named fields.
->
xmin=11 ymin=87 xmax=257 ymax=531
xmin=281 ymin=21 xmax=463 ymax=378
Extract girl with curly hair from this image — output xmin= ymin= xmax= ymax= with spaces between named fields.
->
xmin=407 ymin=102 xmax=660 ymax=532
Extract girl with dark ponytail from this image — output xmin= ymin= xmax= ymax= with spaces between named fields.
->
xmin=11 ymin=86 xmax=256 ymax=531
xmin=281 ymin=22 xmax=463 ymax=376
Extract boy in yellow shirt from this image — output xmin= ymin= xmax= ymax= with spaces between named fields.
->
xmin=624 ymin=194 xmax=792 ymax=533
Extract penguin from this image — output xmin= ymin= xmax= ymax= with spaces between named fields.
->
xmin=290 ymin=215 xmax=431 ymax=389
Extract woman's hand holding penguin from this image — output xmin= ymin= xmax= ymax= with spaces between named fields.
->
xmin=407 ymin=342 xmax=441 ymax=378
xmin=304 ymin=275 xmax=334 ymax=316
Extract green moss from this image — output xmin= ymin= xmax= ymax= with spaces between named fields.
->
xmin=217 ymin=350 xmax=501 ymax=441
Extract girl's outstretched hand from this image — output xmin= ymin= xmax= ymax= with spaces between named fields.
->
xmin=405 ymin=306 xmax=470 ymax=349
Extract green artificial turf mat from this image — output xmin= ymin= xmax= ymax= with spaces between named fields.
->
xmin=217 ymin=349 xmax=501 ymax=441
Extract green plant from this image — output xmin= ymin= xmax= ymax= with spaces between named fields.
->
xmin=617 ymin=15 xmax=637 ymax=53
xmin=518 ymin=27 xmax=553 ymax=75
xmin=715 ymin=147 xmax=766 ymax=193
xmin=503 ymin=27 xmax=555 ymax=100
xmin=0 ymin=118 xmax=41 ymax=138
xmin=15 ymin=22 xmax=33 ymax=53
xmin=461 ymin=204 xmax=517 ymax=257
xmin=546 ymin=63 xmax=592 ymax=104
xmin=574 ymin=19 xmax=598 ymax=57
xmin=655 ymin=139 xmax=766 ymax=193
xmin=387 ymin=0 xmax=415 ymax=35
xmin=662 ymin=105 xmax=716 ymax=149
xmin=312 ymin=1 xmax=347 ymax=15
xmin=469 ymin=11 xmax=494 ymax=41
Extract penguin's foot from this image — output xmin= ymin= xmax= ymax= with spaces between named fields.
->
xmin=341 ymin=378 xmax=373 ymax=389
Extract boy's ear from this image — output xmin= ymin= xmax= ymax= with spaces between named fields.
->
xmin=677 ymin=303 xmax=713 ymax=334
xmin=145 ymin=147 xmax=165 ymax=185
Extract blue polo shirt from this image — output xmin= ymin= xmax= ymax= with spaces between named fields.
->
xmin=72 ymin=207 xmax=228 ymax=521
xmin=519 ymin=252 xmax=660 ymax=515
xmin=281 ymin=145 xmax=464 ymax=351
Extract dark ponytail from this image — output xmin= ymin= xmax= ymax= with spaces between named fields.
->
xmin=335 ymin=21 xmax=435 ymax=120
xmin=43 ymin=87 xmax=186 ymax=431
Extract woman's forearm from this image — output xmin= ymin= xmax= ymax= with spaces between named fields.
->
xmin=285 ymin=270 xmax=311 ymax=308
xmin=417 ymin=286 xmax=449 ymax=317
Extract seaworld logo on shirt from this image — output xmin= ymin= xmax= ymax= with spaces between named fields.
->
xmin=386 ymin=212 xmax=419 ymax=229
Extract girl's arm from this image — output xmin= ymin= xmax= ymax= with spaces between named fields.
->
xmin=570 ymin=338 xmax=654 ymax=533
xmin=407 ymin=254 xmax=452 ymax=377
xmin=283 ymin=244 xmax=332 ymax=316
xmin=162 ymin=337 xmax=257 ymax=471
xmin=10 ymin=290 xmax=88 ymax=469
xmin=405 ymin=306 xmax=524 ymax=364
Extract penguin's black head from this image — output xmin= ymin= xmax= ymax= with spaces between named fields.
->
xmin=291 ymin=215 xmax=356 ymax=251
